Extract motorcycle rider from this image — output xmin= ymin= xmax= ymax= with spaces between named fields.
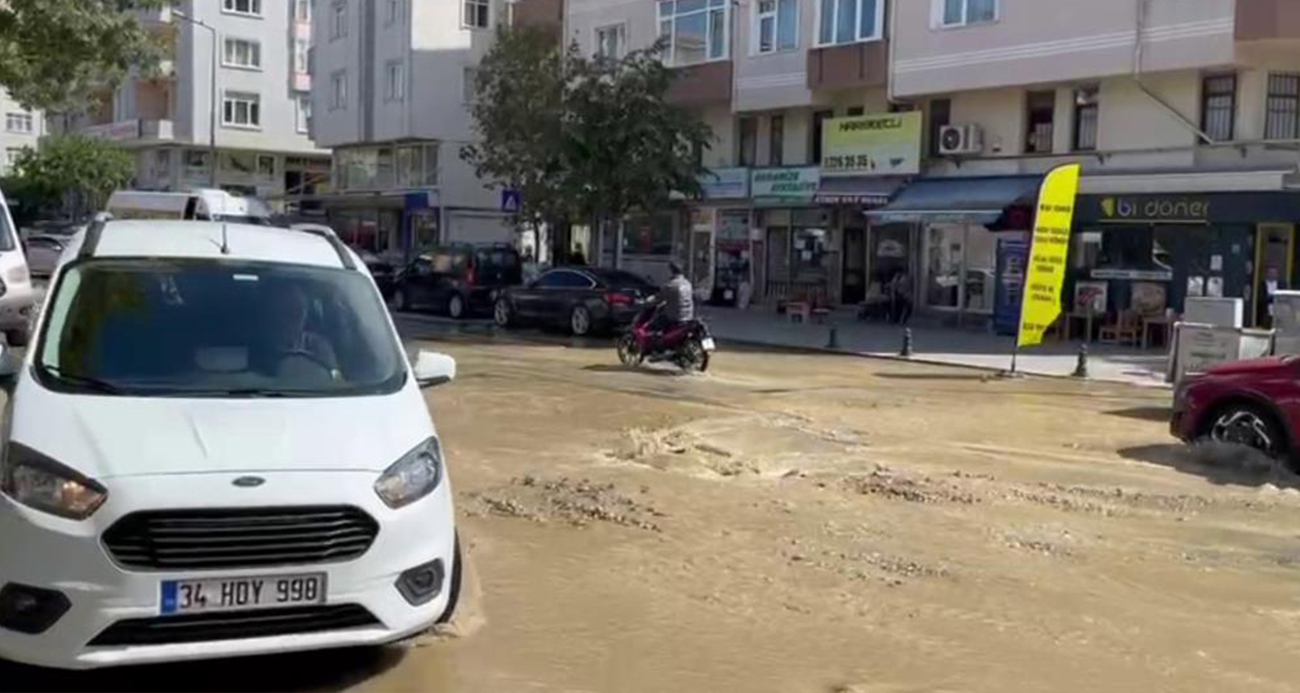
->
xmin=649 ymin=261 xmax=694 ymax=347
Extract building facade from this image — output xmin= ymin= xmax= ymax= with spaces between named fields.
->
xmin=879 ymin=0 xmax=1300 ymax=330
xmin=310 ymin=0 xmax=514 ymax=261
xmin=0 ymin=89 xmax=44 ymax=177
xmin=60 ymin=1 xmax=329 ymax=209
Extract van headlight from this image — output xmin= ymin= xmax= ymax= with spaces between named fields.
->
xmin=1 ymin=443 xmax=107 ymax=520
xmin=374 ymin=438 xmax=442 ymax=509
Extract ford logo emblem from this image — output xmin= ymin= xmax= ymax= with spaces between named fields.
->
xmin=232 ymin=476 xmax=266 ymax=488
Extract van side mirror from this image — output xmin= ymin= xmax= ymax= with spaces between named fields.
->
xmin=0 ymin=345 xmax=21 ymax=391
xmin=412 ymin=350 xmax=456 ymax=389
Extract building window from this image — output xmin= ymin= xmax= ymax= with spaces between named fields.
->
xmin=462 ymin=67 xmax=478 ymax=103
xmin=331 ymin=1 xmax=348 ymax=39
xmin=817 ymin=0 xmax=882 ymax=46
xmin=222 ymin=92 xmax=261 ymax=128
xmin=1201 ymin=73 xmax=1237 ymax=142
xmin=330 ymin=70 xmax=348 ymax=110
xmin=385 ymin=60 xmax=406 ymax=101
xmin=296 ymin=95 xmax=312 ymax=134
xmin=737 ymin=117 xmax=757 ymax=166
xmin=941 ymin=0 xmax=996 ymax=27
xmin=223 ymin=0 xmax=263 ymax=16
xmin=293 ymin=39 xmax=310 ymax=74
xmin=295 ymin=0 xmax=312 ymax=21
xmin=1266 ymin=72 xmax=1300 ymax=140
xmin=928 ymin=98 xmax=951 ymax=156
xmin=257 ymin=154 xmax=276 ymax=178
xmin=769 ymin=114 xmax=784 ymax=166
xmin=185 ymin=150 xmax=211 ymax=173
xmin=1072 ymin=85 xmax=1099 ymax=151
xmin=4 ymin=148 xmax=26 ymax=172
xmin=5 ymin=112 xmax=33 ymax=134
xmin=464 ymin=0 xmax=489 ymax=29
xmin=811 ymin=109 xmax=832 ymax=163
xmin=596 ymin=24 xmax=626 ymax=59
xmin=223 ymin=38 xmax=262 ymax=69
xmin=658 ymin=0 xmax=730 ymax=66
xmin=756 ymin=0 xmax=797 ymax=54
xmin=1025 ymin=90 xmax=1055 ymax=153
xmin=386 ymin=0 xmax=403 ymax=25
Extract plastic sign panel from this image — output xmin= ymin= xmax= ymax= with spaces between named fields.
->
xmin=1017 ymin=164 xmax=1082 ymax=348
xmin=821 ymin=112 xmax=922 ymax=176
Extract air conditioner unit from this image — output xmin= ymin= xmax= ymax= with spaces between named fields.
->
xmin=938 ymin=123 xmax=984 ymax=156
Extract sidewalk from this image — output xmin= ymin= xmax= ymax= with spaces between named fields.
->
xmin=701 ymin=306 xmax=1171 ymax=387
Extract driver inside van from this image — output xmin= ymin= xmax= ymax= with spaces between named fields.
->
xmin=261 ymin=282 xmax=340 ymax=379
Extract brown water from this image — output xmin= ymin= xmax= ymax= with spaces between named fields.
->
xmin=8 ymin=333 xmax=1300 ymax=692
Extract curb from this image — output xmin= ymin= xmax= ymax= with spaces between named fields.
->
xmin=714 ymin=335 xmax=1171 ymax=389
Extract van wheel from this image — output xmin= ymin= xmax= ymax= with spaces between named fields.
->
xmin=447 ymin=294 xmax=466 ymax=320
xmin=5 ymin=329 xmax=29 ymax=348
xmin=435 ymin=534 xmax=463 ymax=624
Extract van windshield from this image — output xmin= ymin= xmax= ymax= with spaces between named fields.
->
xmin=36 ymin=259 xmax=406 ymax=397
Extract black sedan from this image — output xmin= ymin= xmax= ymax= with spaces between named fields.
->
xmin=493 ymin=267 xmax=656 ymax=336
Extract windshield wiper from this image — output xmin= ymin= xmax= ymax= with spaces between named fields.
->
xmin=40 ymin=366 xmax=127 ymax=394
xmin=157 ymin=388 xmax=302 ymax=398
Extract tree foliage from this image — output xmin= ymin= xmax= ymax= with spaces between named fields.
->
xmin=462 ymin=26 xmax=712 ymax=231
xmin=11 ymin=136 xmax=135 ymax=217
xmin=0 ymin=0 xmax=165 ymax=111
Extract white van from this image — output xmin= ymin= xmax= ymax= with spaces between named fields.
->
xmin=105 ymin=189 xmax=273 ymax=225
xmin=0 ymin=187 xmax=36 ymax=346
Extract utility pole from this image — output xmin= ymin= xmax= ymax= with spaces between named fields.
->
xmin=172 ymin=8 xmax=218 ymax=188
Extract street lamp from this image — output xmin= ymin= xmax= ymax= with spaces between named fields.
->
xmin=171 ymin=9 xmax=218 ymax=188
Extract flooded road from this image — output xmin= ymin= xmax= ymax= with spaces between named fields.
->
xmin=8 ymin=318 xmax=1300 ymax=692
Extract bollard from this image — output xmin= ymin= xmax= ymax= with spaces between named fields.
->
xmin=1072 ymin=343 xmax=1089 ymax=378
xmin=900 ymin=328 xmax=913 ymax=357
xmin=826 ymin=324 xmax=840 ymax=349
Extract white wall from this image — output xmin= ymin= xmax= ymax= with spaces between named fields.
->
xmin=0 ymin=89 xmax=43 ymax=175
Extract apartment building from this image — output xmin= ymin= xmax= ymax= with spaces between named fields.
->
xmin=63 ymin=0 xmax=329 ymax=209
xmin=310 ymin=0 xmax=514 ymax=260
xmin=877 ymin=0 xmax=1300 ymax=330
xmin=0 ymin=90 xmax=43 ymax=176
xmin=567 ymin=0 xmax=910 ymax=305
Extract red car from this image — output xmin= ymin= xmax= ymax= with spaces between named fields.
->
xmin=1171 ymin=356 xmax=1300 ymax=467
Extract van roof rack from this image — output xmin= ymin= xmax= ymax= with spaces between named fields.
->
xmin=291 ymin=224 xmax=356 ymax=270
xmin=77 ymin=215 xmax=356 ymax=270
xmin=76 ymin=213 xmax=114 ymax=259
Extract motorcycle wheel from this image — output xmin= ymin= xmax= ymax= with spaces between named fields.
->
xmin=680 ymin=338 xmax=709 ymax=373
xmin=617 ymin=334 xmax=643 ymax=367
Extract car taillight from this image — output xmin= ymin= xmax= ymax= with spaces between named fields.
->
xmin=605 ymin=292 xmax=632 ymax=306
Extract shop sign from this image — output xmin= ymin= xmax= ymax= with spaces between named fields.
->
xmin=1095 ymin=195 xmax=1211 ymax=223
xmin=751 ymin=167 xmax=819 ymax=202
xmin=821 ymin=112 xmax=922 ymax=177
xmin=1091 ymin=268 xmax=1174 ymax=281
xmin=699 ymin=168 xmax=750 ymax=199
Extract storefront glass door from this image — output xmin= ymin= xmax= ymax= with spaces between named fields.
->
xmin=1255 ymin=223 xmax=1295 ymax=326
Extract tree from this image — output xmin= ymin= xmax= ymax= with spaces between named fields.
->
xmin=0 ymin=0 xmax=165 ymax=111
xmin=462 ymin=26 xmax=712 ymax=262
xmin=10 ymin=135 xmax=135 ymax=217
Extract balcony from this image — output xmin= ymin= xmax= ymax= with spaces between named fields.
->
xmin=1236 ymin=0 xmax=1300 ymax=40
xmin=807 ymin=40 xmax=888 ymax=91
xmin=83 ymin=119 xmax=175 ymax=146
xmin=666 ymin=61 xmax=734 ymax=107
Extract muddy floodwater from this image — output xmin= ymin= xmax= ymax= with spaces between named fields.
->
xmin=8 ymin=323 xmax=1300 ymax=692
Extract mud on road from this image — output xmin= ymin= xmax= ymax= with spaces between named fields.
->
xmin=8 ymin=325 xmax=1300 ymax=692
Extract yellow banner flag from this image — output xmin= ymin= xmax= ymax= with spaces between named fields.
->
xmin=1017 ymin=164 xmax=1081 ymax=348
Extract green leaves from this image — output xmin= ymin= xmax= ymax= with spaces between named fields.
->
xmin=461 ymin=27 xmax=712 ymax=228
xmin=0 ymin=0 xmax=166 ymax=111
xmin=10 ymin=136 xmax=135 ymax=216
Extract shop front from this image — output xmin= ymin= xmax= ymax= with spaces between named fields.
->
xmin=868 ymin=175 xmax=1041 ymax=325
xmin=688 ymin=168 xmax=751 ymax=306
xmin=749 ymin=167 xmax=841 ymax=306
xmin=1072 ymin=191 xmax=1300 ymax=328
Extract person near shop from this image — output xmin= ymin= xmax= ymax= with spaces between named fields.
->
xmin=1260 ymin=266 xmax=1286 ymax=328
xmin=890 ymin=271 xmax=913 ymax=325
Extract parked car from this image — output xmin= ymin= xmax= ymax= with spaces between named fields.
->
xmin=1171 ymin=355 xmax=1300 ymax=467
xmin=391 ymin=243 xmax=523 ymax=319
xmin=23 ymin=235 xmax=69 ymax=278
xmin=0 ymin=187 xmax=37 ymax=346
xmin=19 ymin=219 xmax=84 ymax=243
xmin=493 ymin=266 xmax=656 ymax=336
xmin=0 ymin=219 xmax=462 ymax=669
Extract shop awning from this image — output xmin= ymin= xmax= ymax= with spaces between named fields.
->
xmin=814 ymin=176 xmax=908 ymax=206
xmin=866 ymin=175 xmax=1042 ymax=224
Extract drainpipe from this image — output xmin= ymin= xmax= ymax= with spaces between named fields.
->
xmin=1131 ymin=0 xmax=1215 ymax=145
xmin=886 ymin=0 xmax=898 ymax=106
